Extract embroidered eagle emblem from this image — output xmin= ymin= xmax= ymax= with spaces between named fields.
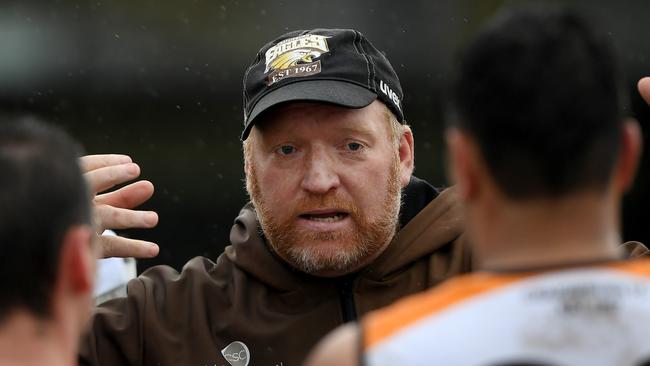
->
xmin=266 ymin=49 xmax=322 ymax=72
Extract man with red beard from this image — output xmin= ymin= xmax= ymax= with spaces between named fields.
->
xmin=79 ymin=29 xmax=646 ymax=366
xmin=80 ymin=28 xmax=472 ymax=366
xmin=243 ymin=100 xmax=406 ymax=277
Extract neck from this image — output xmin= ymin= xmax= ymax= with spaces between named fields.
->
xmin=0 ymin=310 xmax=74 ymax=366
xmin=471 ymin=189 xmax=623 ymax=271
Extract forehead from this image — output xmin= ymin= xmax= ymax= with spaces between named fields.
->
xmin=253 ymin=100 xmax=389 ymax=139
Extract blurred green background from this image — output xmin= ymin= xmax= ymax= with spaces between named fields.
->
xmin=1 ymin=0 xmax=648 ymax=272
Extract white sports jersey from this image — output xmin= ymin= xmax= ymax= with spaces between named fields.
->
xmin=363 ymin=260 xmax=650 ymax=366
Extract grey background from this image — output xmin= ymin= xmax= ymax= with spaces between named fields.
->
xmin=1 ymin=0 xmax=648 ymax=272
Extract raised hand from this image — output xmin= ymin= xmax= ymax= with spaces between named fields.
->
xmin=81 ymin=154 xmax=159 ymax=258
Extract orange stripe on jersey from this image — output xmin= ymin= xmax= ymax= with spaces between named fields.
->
xmin=607 ymin=258 xmax=650 ymax=277
xmin=363 ymin=272 xmax=527 ymax=350
xmin=363 ymin=258 xmax=650 ymax=351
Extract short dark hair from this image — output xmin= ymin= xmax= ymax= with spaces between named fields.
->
xmin=452 ymin=6 xmax=623 ymax=199
xmin=0 ymin=118 xmax=91 ymax=321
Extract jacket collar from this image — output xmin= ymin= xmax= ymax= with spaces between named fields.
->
xmin=225 ymin=177 xmax=464 ymax=289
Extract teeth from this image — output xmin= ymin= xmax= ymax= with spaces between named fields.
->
xmin=308 ymin=214 xmax=344 ymax=222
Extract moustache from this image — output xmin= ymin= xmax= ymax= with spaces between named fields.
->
xmin=288 ymin=194 xmax=361 ymax=221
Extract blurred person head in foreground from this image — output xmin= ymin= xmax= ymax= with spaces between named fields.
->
xmin=306 ymin=6 xmax=649 ymax=366
xmin=0 ymin=118 xmax=96 ymax=366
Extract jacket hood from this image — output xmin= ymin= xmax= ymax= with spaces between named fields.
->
xmin=225 ymin=177 xmax=465 ymax=289
xmin=363 ymin=184 xmax=465 ymax=280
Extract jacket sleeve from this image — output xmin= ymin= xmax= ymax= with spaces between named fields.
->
xmin=451 ymin=232 xmax=473 ymax=273
xmin=78 ymin=277 xmax=147 ymax=366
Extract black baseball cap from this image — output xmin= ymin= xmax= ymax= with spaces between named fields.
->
xmin=241 ymin=28 xmax=405 ymax=140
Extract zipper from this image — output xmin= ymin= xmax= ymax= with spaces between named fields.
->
xmin=338 ymin=277 xmax=358 ymax=323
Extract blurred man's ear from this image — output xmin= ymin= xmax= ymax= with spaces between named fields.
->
xmin=445 ymin=128 xmax=482 ymax=201
xmin=59 ymin=225 xmax=96 ymax=295
xmin=614 ymin=119 xmax=643 ymax=193
xmin=398 ymin=125 xmax=415 ymax=187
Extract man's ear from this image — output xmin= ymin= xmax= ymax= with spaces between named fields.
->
xmin=58 ymin=225 xmax=96 ymax=295
xmin=445 ymin=128 xmax=481 ymax=201
xmin=397 ymin=125 xmax=415 ymax=187
xmin=614 ymin=119 xmax=643 ymax=192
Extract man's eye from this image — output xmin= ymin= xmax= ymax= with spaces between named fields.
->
xmin=347 ymin=142 xmax=363 ymax=151
xmin=278 ymin=145 xmax=295 ymax=155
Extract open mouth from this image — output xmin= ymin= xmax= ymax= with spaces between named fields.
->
xmin=299 ymin=211 xmax=349 ymax=223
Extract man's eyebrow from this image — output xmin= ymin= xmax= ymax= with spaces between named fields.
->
xmin=336 ymin=125 xmax=377 ymax=140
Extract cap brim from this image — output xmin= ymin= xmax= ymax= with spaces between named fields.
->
xmin=242 ymin=80 xmax=377 ymax=140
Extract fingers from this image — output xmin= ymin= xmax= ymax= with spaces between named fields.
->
xmin=81 ymin=154 xmax=159 ymax=259
xmin=85 ymin=163 xmax=141 ymax=194
xmin=80 ymin=154 xmax=132 ymax=173
xmin=95 ymin=204 xmax=158 ymax=231
xmin=98 ymin=234 xmax=159 ymax=259
xmin=639 ymin=77 xmax=650 ymax=106
xmin=95 ymin=180 xmax=155 ymax=209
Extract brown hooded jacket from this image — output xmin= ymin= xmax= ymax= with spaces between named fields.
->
xmin=79 ymin=178 xmax=471 ymax=366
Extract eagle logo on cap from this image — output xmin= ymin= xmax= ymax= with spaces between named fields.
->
xmin=266 ymin=49 xmax=322 ymax=72
xmin=263 ymin=34 xmax=331 ymax=85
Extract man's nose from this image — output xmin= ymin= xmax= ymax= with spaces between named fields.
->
xmin=300 ymin=149 xmax=340 ymax=194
